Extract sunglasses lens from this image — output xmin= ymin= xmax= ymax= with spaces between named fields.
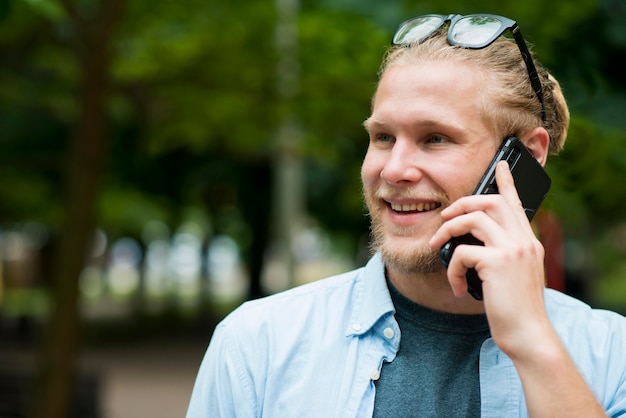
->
xmin=393 ymin=16 xmax=444 ymax=45
xmin=451 ymin=16 xmax=503 ymax=46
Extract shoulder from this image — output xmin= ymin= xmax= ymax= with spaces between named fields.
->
xmin=544 ymin=289 xmax=626 ymax=375
xmin=210 ymin=252 xmax=391 ymax=358
xmin=544 ymin=288 xmax=626 ymax=332
xmin=217 ymin=266 xmax=366 ymax=338
xmin=203 ymin=265 xmax=370 ymax=384
xmin=544 ymin=288 xmax=626 ymax=345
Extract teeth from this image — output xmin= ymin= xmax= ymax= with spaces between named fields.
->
xmin=390 ymin=202 xmax=439 ymax=212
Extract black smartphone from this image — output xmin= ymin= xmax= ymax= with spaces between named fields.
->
xmin=438 ymin=136 xmax=551 ymax=300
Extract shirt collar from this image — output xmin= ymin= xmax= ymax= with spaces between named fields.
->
xmin=346 ymin=252 xmax=395 ymax=336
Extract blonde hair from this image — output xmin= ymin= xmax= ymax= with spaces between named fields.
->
xmin=377 ymin=31 xmax=569 ymax=154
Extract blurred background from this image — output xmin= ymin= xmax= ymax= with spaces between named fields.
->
xmin=0 ymin=0 xmax=625 ymax=417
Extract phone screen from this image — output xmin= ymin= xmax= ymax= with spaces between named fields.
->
xmin=438 ymin=136 xmax=551 ymax=300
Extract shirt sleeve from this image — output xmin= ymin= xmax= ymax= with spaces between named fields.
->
xmin=609 ymin=378 xmax=626 ymax=417
xmin=186 ymin=321 xmax=258 ymax=418
xmin=607 ymin=314 xmax=626 ymax=417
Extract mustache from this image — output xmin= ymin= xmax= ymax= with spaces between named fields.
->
xmin=370 ymin=184 xmax=450 ymax=204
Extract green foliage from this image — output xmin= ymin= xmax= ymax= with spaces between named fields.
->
xmin=295 ymin=9 xmax=388 ymax=235
xmin=0 ymin=0 xmax=625 ymax=302
xmin=546 ymin=117 xmax=626 ymax=227
xmin=98 ymin=185 xmax=170 ymax=236
xmin=22 ymin=0 xmax=65 ymax=20
xmin=0 ymin=170 xmax=62 ymax=223
xmin=112 ymin=0 xmax=279 ymax=157
xmin=297 ymin=10 xmax=387 ymax=162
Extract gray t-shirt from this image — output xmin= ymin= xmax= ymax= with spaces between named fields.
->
xmin=373 ymin=280 xmax=490 ymax=417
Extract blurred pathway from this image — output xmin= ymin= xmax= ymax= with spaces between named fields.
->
xmin=80 ymin=338 xmax=208 ymax=418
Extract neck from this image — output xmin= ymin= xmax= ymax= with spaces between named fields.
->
xmin=386 ymin=267 xmax=485 ymax=315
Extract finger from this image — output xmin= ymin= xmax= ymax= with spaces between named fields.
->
xmin=429 ymin=210 xmax=505 ymax=250
xmin=442 ymin=162 xmax=530 ymax=231
xmin=494 ymin=160 xmax=523 ymax=210
xmin=445 ymin=244 xmax=492 ymax=298
xmin=429 ymin=211 xmax=480 ymax=248
xmin=440 ymin=194 xmax=502 ymax=221
xmin=493 ymin=161 xmax=541 ymax=241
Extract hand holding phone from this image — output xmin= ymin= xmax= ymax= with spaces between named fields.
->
xmin=438 ymin=136 xmax=551 ymax=300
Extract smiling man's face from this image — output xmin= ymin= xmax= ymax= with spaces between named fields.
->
xmin=362 ymin=59 xmax=499 ymax=275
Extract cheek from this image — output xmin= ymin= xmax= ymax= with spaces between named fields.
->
xmin=360 ymin=151 xmax=382 ymax=186
xmin=427 ymin=155 xmax=483 ymax=199
xmin=444 ymin=155 xmax=494 ymax=198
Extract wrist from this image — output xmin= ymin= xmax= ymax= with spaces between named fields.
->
xmin=496 ymin=318 xmax=563 ymax=365
xmin=504 ymin=324 xmax=567 ymax=372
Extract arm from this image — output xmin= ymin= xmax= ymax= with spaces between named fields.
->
xmin=430 ymin=161 xmax=606 ymax=417
xmin=507 ymin=323 xmax=607 ymax=417
xmin=186 ymin=323 xmax=257 ymax=418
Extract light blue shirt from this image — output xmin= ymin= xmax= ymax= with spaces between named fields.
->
xmin=187 ymin=253 xmax=626 ymax=417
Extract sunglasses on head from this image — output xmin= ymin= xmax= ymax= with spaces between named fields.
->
xmin=392 ymin=14 xmax=546 ymax=122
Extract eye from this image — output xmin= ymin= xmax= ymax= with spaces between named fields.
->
xmin=371 ymin=132 xmax=394 ymax=143
xmin=379 ymin=133 xmax=394 ymax=142
xmin=426 ymin=134 xmax=446 ymax=144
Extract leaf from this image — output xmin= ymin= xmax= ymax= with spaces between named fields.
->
xmin=22 ymin=0 xmax=65 ymax=21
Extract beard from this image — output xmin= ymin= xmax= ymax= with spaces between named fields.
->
xmin=363 ymin=183 xmax=447 ymax=275
xmin=369 ymin=216 xmax=442 ymax=275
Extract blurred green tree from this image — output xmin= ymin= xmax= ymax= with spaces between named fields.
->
xmin=2 ymin=1 xmax=129 ymax=417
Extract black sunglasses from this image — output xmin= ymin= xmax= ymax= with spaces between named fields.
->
xmin=392 ymin=14 xmax=546 ymax=122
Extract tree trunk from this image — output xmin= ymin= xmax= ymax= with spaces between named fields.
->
xmin=30 ymin=1 xmax=126 ymax=417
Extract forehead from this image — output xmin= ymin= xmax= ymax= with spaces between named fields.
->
xmin=369 ymin=60 xmax=494 ymax=137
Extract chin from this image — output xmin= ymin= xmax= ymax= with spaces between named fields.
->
xmin=365 ymin=192 xmax=444 ymax=275
xmin=373 ymin=234 xmax=442 ymax=275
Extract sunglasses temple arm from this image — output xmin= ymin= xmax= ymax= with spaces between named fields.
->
xmin=512 ymin=29 xmax=547 ymax=122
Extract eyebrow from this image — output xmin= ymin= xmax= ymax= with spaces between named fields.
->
xmin=363 ymin=117 xmax=460 ymax=135
xmin=362 ymin=117 xmax=388 ymax=132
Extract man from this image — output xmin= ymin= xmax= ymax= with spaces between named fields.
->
xmin=187 ymin=14 xmax=626 ymax=417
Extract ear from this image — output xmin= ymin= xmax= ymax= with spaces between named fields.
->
xmin=521 ymin=127 xmax=550 ymax=167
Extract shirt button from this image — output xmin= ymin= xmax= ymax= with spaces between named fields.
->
xmin=383 ymin=327 xmax=395 ymax=339
xmin=370 ymin=370 xmax=380 ymax=381
xmin=352 ymin=324 xmax=361 ymax=332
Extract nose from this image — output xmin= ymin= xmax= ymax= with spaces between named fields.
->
xmin=380 ymin=141 xmax=423 ymax=185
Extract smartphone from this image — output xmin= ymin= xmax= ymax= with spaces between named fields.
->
xmin=438 ymin=136 xmax=551 ymax=300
